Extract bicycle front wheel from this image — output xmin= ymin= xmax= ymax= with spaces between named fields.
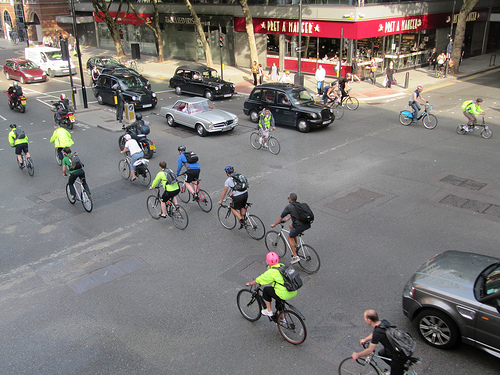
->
xmin=277 ymin=310 xmax=307 ymax=345
xmin=218 ymin=205 xmax=236 ymax=229
xmin=81 ymin=189 xmax=93 ymax=212
xmin=178 ymin=181 xmax=190 ymax=203
xmin=297 ymin=244 xmax=321 ymax=274
xmin=172 ymin=205 xmax=189 ymax=230
xmin=422 ymin=114 xmax=438 ymax=130
xmin=265 ymin=231 xmax=287 ymax=257
xmin=197 ymin=189 xmax=212 ymax=212
xmin=138 ymin=168 xmax=151 ymax=186
xmin=332 ymin=104 xmax=344 ymax=120
xmin=147 ymin=195 xmax=161 ymax=219
xmin=481 ymin=127 xmax=493 ymax=139
xmin=268 ymin=137 xmax=280 ymax=155
xmin=26 ymin=158 xmax=34 ymax=176
xmin=344 ymin=96 xmax=359 ymax=110
xmin=250 ymin=132 xmax=262 ymax=150
xmin=55 ymin=148 xmax=62 ymax=166
xmin=118 ymin=159 xmax=130 ymax=180
xmin=246 ymin=214 xmax=265 ymax=240
xmin=236 ymin=289 xmax=262 ymax=321
xmin=338 ymin=357 xmax=380 ymax=375
xmin=66 ymin=183 xmax=76 ymax=204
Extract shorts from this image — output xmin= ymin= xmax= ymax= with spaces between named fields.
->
xmin=289 ymin=227 xmax=304 ymax=238
xmin=231 ymin=192 xmax=248 ymax=210
xmin=260 ymin=128 xmax=270 ymax=137
xmin=14 ymin=143 xmax=28 ymax=155
xmin=161 ymin=188 xmax=180 ymax=202
xmin=185 ymin=168 xmax=200 ymax=183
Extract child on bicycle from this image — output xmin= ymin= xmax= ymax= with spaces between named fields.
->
xmin=8 ymin=124 xmax=30 ymax=168
xmin=150 ymin=160 xmax=180 ymax=218
xmin=246 ymin=252 xmax=297 ymax=317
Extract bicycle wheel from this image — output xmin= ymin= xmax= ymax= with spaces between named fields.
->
xmin=277 ymin=310 xmax=307 ymax=345
xmin=178 ymin=181 xmax=190 ymax=203
xmin=147 ymin=195 xmax=162 ymax=219
xmin=265 ymin=231 xmax=287 ymax=258
xmin=332 ymin=104 xmax=344 ymax=120
xmin=268 ymin=137 xmax=280 ymax=155
xmin=137 ymin=168 xmax=151 ymax=186
xmin=457 ymin=125 xmax=467 ymax=135
xmin=118 ymin=159 xmax=130 ymax=180
xmin=26 ymin=157 xmax=34 ymax=176
xmin=481 ymin=127 xmax=493 ymax=139
xmin=399 ymin=113 xmax=412 ymax=126
xmin=296 ymin=244 xmax=321 ymax=274
xmin=250 ymin=132 xmax=262 ymax=150
xmin=236 ymin=289 xmax=261 ymax=322
xmin=344 ymin=97 xmax=359 ymax=110
xmin=196 ymin=189 xmax=212 ymax=212
xmin=171 ymin=205 xmax=189 ymax=230
xmin=133 ymin=60 xmax=143 ymax=73
xmin=55 ymin=148 xmax=62 ymax=166
xmin=218 ymin=205 xmax=236 ymax=229
xmin=245 ymin=214 xmax=265 ymax=240
xmin=66 ymin=183 xmax=76 ymax=204
xmin=81 ymin=189 xmax=93 ymax=212
xmin=338 ymin=357 xmax=380 ymax=375
xmin=422 ymin=114 xmax=438 ymax=130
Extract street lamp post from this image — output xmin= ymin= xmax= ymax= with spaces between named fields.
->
xmin=294 ymin=0 xmax=304 ymax=86
xmin=71 ymin=0 xmax=88 ymax=108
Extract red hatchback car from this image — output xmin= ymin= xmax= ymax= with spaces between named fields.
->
xmin=3 ymin=58 xmax=47 ymax=84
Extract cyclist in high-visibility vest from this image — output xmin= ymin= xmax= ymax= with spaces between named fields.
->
xmin=258 ymin=108 xmax=275 ymax=148
xmin=462 ymin=98 xmax=485 ymax=130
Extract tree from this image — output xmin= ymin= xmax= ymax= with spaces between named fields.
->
xmin=238 ymin=0 xmax=259 ymax=67
xmin=91 ymin=0 xmax=127 ymax=58
xmin=183 ymin=0 xmax=213 ymax=67
xmin=125 ymin=0 xmax=164 ymax=62
xmin=450 ymin=0 xmax=479 ymax=73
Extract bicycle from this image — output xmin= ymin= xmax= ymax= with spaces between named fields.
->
xmin=265 ymin=220 xmax=320 ymax=274
xmin=177 ymin=174 xmax=212 ymax=212
xmin=236 ymin=284 xmax=307 ymax=345
xmin=121 ymin=58 xmax=143 ymax=73
xmin=325 ymin=97 xmax=345 ymax=120
xmin=338 ymin=342 xmax=422 ymax=375
xmin=66 ymin=179 xmax=93 ymax=212
xmin=399 ymin=102 xmax=438 ymax=130
xmin=146 ymin=187 xmax=189 ymax=230
xmin=17 ymin=150 xmax=34 ymax=176
xmin=118 ymin=153 xmax=151 ymax=186
xmin=342 ymin=89 xmax=359 ymax=110
xmin=55 ymin=148 xmax=63 ymax=166
xmin=457 ymin=115 xmax=492 ymax=139
xmin=217 ymin=199 xmax=265 ymax=240
xmin=250 ymin=128 xmax=280 ymax=155
xmin=435 ymin=64 xmax=446 ymax=78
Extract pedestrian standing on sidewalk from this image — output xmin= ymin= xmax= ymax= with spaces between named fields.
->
xmin=315 ymin=65 xmax=326 ymax=96
xmin=385 ymin=61 xmax=395 ymax=89
xmin=113 ymin=84 xmax=125 ymax=123
xmin=251 ymin=61 xmax=258 ymax=86
xmin=258 ymin=64 xmax=264 ymax=85
xmin=369 ymin=58 xmax=378 ymax=85
xmin=269 ymin=62 xmax=279 ymax=82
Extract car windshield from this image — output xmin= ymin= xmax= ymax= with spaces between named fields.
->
xmin=190 ymin=100 xmax=215 ymax=113
xmin=101 ymin=58 xmax=120 ymax=65
xmin=119 ymin=76 xmax=144 ymax=90
xmin=202 ymin=70 xmax=219 ymax=79
xmin=19 ymin=61 xmax=39 ymax=70
xmin=45 ymin=51 xmax=63 ymax=61
xmin=289 ymin=88 xmax=314 ymax=105
xmin=485 ymin=264 xmax=500 ymax=296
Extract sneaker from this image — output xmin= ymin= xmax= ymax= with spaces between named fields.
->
xmin=259 ymin=137 xmax=263 ymax=145
xmin=239 ymin=219 xmax=245 ymax=230
xmin=193 ymin=193 xmax=199 ymax=201
xmin=264 ymin=143 xmax=268 ymax=148
xmin=279 ymin=318 xmax=287 ymax=325
xmin=291 ymin=256 xmax=300 ymax=264
xmin=261 ymin=309 xmax=273 ymax=317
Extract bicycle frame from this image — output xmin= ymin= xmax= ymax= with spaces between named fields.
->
xmin=275 ymin=223 xmax=306 ymax=255
xmin=245 ymin=285 xmax=305 ymax=321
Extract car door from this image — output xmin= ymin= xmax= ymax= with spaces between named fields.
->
xmin=190 ymin=70 xmax=205 ymax=96
xmin=274 ymin=90 xmax=296 ymax=127
xmin=12 ymin=62 xmax=21 ymax=81
xmin=99 ymin=76 xmax=114 ymax=104
xmin=174 ymin=101 xmax=191 ymax=126
xmin=475 ymin=301 xmax=500 ymax=355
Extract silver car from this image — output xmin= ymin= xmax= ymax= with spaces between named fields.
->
xmin=402 ymin=250 xmax=500 ymax=358
xmin=159 ymin=97 xmax=238 ymax=137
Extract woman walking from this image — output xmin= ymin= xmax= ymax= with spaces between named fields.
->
xmin=385 ymin=61 xmax=395 ymax=89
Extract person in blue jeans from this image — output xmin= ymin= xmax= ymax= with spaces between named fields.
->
xmin=409 ymin=86 xmax=427 ymax=121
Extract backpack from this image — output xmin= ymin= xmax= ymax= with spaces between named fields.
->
xmin=14 ymin=128 xmax=26 ymax=139
xmin=184 ymin=151 xmax=199 ymax=164
xmin=461 ymin=100 xmax=474 ymax=111
xmin=276 ymin=265 xmax=303 ymax=292
xmin=382 ymin=324 xmax=417 ymax=357
xmin=294 ymin=202 xmax=314 ymax=224
xmin=140 ymin=124 xmax=150 ymax=135
xmin=230 ymin=172 xmax=248 ymax=192
xmin=68 ymin=152 xmax=83 ymax=171
xmin=164 ymin=168 xmax=177 ymax=185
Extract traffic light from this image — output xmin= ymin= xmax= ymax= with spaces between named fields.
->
xmin=60 ymin=39 xmax=69 ymax=60
xmin=219 ymin=34 xmax=225 ymax=47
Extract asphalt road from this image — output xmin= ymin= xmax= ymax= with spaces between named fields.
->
xmin=1 ymin=50 xmax=500 ymax=374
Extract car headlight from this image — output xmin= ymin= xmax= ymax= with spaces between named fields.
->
xmin=152 ymin=92 xmax=157 ymax=98
xmin=207 ymin=123 xmax=213 ymax=130
xmin=132 ymin=96 xmax=138 ymax=101
xmin=234 ymin=117 xmax=239 ymax=124
xmin=310 ymin=113 xmax=319 ymax=119
xmin=231 ymin=83 xmax=235 ymax=89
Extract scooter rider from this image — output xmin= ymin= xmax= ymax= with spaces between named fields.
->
xmin=7 ymin=81 xmax=23 ymax=106
xmin=123 ymin=113 xmax=145 ymax=141
xmin=55 ymin=94 xmax=70 ymax=123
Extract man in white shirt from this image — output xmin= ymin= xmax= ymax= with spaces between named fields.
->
xmin=120 ymin=134 xmax=143 ymax=181
xmin=315 ymin=65 xmax=326 ymax=95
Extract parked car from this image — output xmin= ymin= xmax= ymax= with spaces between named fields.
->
xmin=3 ymin=58 xmax=47 ymax=84
xmin=159 ymin=97 xmax=238 ymax=137
xmin=243 ymin=83 xmax=334 ymax=133
xmin=169 ymin=65 xmax=235 ymax=100
xmin=86 ymin=56 xmax=126 ymax=75
xmin=402 ymin=250 xmax=500 ymax=358
xmin=93 ymin=71 xmax=157 ymax=109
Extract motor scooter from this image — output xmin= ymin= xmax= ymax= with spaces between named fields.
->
xmin=6 ymin=91 xmax=27 ymax=113
xmin=51 ymin=101 xmax=75 ymax=130
xmin=118 ymin=126 xmax=155 ymax=159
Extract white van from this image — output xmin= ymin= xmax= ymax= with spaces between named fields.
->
xmin=25 ymin=46 xmax=76 ymax=77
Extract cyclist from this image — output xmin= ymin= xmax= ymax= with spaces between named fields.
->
xmin=338 ymin=73 xmax=351 ymax=102
xmin=62 ymin=147 xmax=90 ymax=199
xmin=55 ymin=94 xmax=70 ymax=123
xmin=245 ymin=252 xmax=297 ymax=317
xmin=408 ymin=86 xmax=427 ymax=122
xmin=50 ymin=123 xmax=74 ymax=166
xmin=120 ymin=134 xmax=143 ymax=182
xmin=323 ymin=81 xmax=340 ymax=105
xmin=271 ymin=193 xmax=308 ymax=264
xmin=176 ymin=145 xmax=201 ymax=201
xmin=462 ymin=98 xmax=485 ymax=130
xmin=150 ymin=161 xmax=180 ymax=218
xmin=123 ymin=113 xmax=145 ymax=140
xmin=352 ymin=309 xmax=407 ymax=375
xmin=7 ymin=81 xmax=23 ymax=107
xmin=258 ymin=108 xmax=275 ymax=147
xmin=218 ymin=166 xmax=248 ymax=229
xmin=8 ymin=124 xmax=30 ymax=168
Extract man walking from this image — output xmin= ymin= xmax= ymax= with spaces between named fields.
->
xmin=315 ymin=65 xmax=326 ymax=96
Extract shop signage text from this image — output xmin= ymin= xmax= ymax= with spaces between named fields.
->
xmin=163 ymin=15 xmax=210 ymax=26
xmin=263 ymin=20 xmax=320 ymax=34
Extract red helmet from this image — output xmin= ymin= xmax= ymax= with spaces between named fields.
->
xmin=60 ymin=94 xmax=66 ymax=100
xmin=266 ymin=252 xmax=280 ymax=266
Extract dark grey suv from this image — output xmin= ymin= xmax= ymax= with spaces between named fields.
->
xmin=243 ymin=83 xmax=333 ymax=133
xmin=402 ymin=250 xmax=500 ymax=357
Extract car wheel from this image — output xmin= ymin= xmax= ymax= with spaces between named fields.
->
xmin=249 ymin=110 xmax=259 ymax=123
xmin=20 ymin=76 xmax=25 ymax=84
xmin=196 ymin=124 xmax=207 ymax=137
xmin=97 ymin=95 xmax=104 ymax=105
xmin=415 ymin=309 xmax=460 ymax=349
xmin=175 ymin=86 xmax=182 ymax=95
xmin=204 ymin=90 xmax=213 ymax=100
xmin=296 ymin=118 xmax=310 ymax=133
xmin=166 ymin=114 xmax=177 ymax=127
xmin=5 ymin=72 xmax=10 ymax=80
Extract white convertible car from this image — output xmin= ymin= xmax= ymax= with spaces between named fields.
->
xmin=160 ymin=97 xmax=238 ymax=137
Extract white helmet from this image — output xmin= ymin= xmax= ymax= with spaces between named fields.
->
xmin=124 ymin=134 xmax=131 ymax=141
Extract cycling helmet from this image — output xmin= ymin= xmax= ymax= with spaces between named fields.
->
xmin=476 ymin=98 xmax=483 ymax=103
xmin=60 ymin=94 xmax=66 ymax=100
xmin=13 ymin=81 xmax=18 ymax=87
xmin=178 ymin=145 xmax=186 ymax=152
xmin=266 ymin=252 xmax=280 ymax=266
xmin=224 ymin=166 xmax=234 ymax=174
xmin=9 ymin=124 xmax=17 ymax=129
xmin=124 ymin=134 xmax=131 ymax=140
xmin=285 ymin=71 xmax=290 ymax=74
xmin=136 ymin=113 xmax=142 ymax=121
xmin=417 ymin=86 xmax=423 ymax=90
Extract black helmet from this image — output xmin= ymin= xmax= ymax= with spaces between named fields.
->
xmin=224 ymin=166 xmax=234 ymax=174
xmin=178 ymin=145 xmax=186 ymax=152
xmin=9 ymin=124 xmax=17 ymax=129
xmin=136 ymin=113 xmax=142 ymax=120
xmin=476 ymin=98 xmax=483 ymax=103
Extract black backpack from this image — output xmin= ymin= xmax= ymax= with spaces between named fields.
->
xmin=294 ymin=202 xmax=314 ymax=224
xmin=14 ymin=128 xmax=26 ymax=139
xmin=275 ymin=265 xmax=303 ymax=292
xmin=68 ymin=153 xmax=83 ymax=171
xmin=164 ymin=168 xmax=177 ymax=185
xmin=184 ymin=151 xmax=199 ymax=164
xmin=381 ymin=323 xmax=417 ymax=357
xmin=231 ymin=172 xmax=248 ymax=192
